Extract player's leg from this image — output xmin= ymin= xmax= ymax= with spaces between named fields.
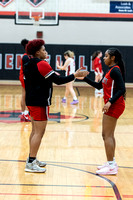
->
xmin=21 ymin=87 xmax=26 ymax=112
xmin=67 ymin=81 xmax=78 ymax=104
xmin=102 ymin=114 xmax=117 ymax=161
xmin=95 ymin=73 xmax=100 ymax=94
xmin=29 ymin=120 xmax=47 ymax=157
xmin=96 ymin=114 xmax=118 ymax=175
xmin=25 ymin=106 xmax=48 ymax=173
xmin=20 ymin=87 xmax=31 ymax=121
xmin=62 ymin=83 xmax=70 ymax=103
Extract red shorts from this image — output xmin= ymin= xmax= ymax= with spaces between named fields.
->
xmin=105 ymin=101 xmax=125 ymax=119
xmin=27 ymin=106 xmax=49 ymax=121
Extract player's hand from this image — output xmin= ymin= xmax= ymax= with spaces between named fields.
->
xmin=74 ymin=67 xmax=89 ymax=78
xmin=56 ymin=61 xmax=60 ymax=68
xmin=76 ymin=77 xmax=85 ymax=80
xmin=102 ymin=102 xmax=111 ymax=113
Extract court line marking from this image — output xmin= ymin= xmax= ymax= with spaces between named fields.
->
xmin=49 ymin=163 xmax=121 ymax=200
xmin=0 ymin=159 xmax=133 ymax=169
xmin=0 ymin=159 xmax=122 ymax=200
xmin=0 ymin=183 xmax=111 ymax=188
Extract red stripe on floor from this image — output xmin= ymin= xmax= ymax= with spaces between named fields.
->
xmin=0 ymin=193 xmax=114 ymax=198
xmin=123 ymin=195 xmax=133 ymax=198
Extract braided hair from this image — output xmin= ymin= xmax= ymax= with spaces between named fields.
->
xmin=107 ymin=48 xmax=126 ymax=99
xmin=107 ymin=48 xmax=125 ymax=82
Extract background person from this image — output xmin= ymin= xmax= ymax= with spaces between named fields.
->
xmin=56 ymin=50 xmax=79 ymax=105
xmin=92 ymin=50 xmax=103 ymax=94
xmin=19 ymin=39 xmax=31 ymax=122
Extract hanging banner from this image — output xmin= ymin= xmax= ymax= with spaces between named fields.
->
xmin=110 ymin=1 xmax=133 ymax=13
xmin=26 ymin=0 xmax=46 ymax=7
xmin=0 ymin=0 xmax=13 ymax=7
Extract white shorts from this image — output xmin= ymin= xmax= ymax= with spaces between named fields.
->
xmin=95 ymin=71 xmax=102 ymax=76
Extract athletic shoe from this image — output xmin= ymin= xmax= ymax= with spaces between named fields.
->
xmin=36 ymin=159 xmax=47 ymax=167
xmin=20 ymin=114 xmax=31 ymax=122
xmin=97 ymin=162 xmax=118 ymax=170
xmin=70 ymin=100 xmax=79 ymax=105
xmin=26 ymin=158 xmax=46 ymax=167
xmin=62 ymin=98 xmax=66 ymax=103
xmin=25 ymin=159 xmax=46 ymax=173
xmin=96 ymin=163 xmax=118 ymax=175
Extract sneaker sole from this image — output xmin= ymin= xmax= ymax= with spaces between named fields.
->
xmin=96 ymin=171 xmax=118 ymax=175
xmin=97 ymin=165 xmax=118 ymax=170
xmin=25 ymin=169 xmax=46 ymax=173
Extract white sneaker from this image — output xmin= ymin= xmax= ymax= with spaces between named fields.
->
xmin=36 ymin=159 xmax=46 ymax=167
xmin=25 ymin=159 xmax=46 ymax=173
xmin=97 ymin=162 xmax=118 ymax=170
xmin=96 ymin=163 xmax=118 ymax=175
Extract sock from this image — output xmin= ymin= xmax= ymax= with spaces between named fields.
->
xmin=73 ymin=97 xmax=77 ymax=100
xmin=24 ymin=110 xmax=29 ymax=115
xmin=28 ymin=156 xmax=36 ymax=163
xmin=108 ymin=160 xmax=115 ymax=166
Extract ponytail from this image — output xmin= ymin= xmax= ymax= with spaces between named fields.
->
xmin=92 ymin=50 xmax=102 ymax=61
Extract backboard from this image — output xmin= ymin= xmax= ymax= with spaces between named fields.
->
xmin=15 ymin=0 xmax=58 ymax=26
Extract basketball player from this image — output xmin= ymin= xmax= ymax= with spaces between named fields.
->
xmin=92 ymin=50 xmax=103 ymax=94
xmin=19 ymin=39 xmax=31 ymax=122
xmin=23 ymin=39 xmax=89 ymax=173
xmin=80 ymin=48 xmax=126 ymax=175
xmin=56 ymin=50 xmax=79 ymax=105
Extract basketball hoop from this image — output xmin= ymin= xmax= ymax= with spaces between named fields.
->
xmin=33 ymin=16 xmax=40 ymax=21
xmin=33 ymin=16 xmax=41 ymax=26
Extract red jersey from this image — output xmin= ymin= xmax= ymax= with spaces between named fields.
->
xmin=102 ymin=65 xmax=124 ymax=104
xmin=93 ymin=57 xmax=102 ymax=73
xmin=19 ymin=53 xmax=28 ymax=88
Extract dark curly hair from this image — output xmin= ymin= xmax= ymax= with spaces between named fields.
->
xmin=26 ymin=39 xmax=45 ymax=56
xmin=21 ymin=39 xmax=29 ymax=50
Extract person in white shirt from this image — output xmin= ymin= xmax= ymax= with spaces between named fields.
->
xmin=56 ymin=50 xmax=79 ymax=105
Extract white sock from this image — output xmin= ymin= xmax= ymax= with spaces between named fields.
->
xmin=24 ymin=110 xmax=29 ymax=115
xmin=73 ymin=97 xmax=77 ymax=100
xmin=108 ymin=160 xmax=115 ymax=166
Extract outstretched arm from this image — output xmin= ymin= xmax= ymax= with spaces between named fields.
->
xmin=49 ymin=68 xmax=89 ymax=85
xmin=84 ymin=76 xmax=103 ymax=89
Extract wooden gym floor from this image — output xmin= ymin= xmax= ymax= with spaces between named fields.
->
xmin=0 ymin=82 xmax=132 ymax=200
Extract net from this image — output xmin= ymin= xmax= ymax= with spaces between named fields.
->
xmin=15 ymin=0 xmax=58 ymax=26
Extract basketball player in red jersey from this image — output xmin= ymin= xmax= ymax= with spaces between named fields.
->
xmin=23 ymin=39 xmax=89 ymax=173
xmin=92 ymin=50 xmax=103 ymax=94
xmin=82 ymin=48 xmax=126 ymax=175
xmin=19 ymin=39 xmax=31 ymax=122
